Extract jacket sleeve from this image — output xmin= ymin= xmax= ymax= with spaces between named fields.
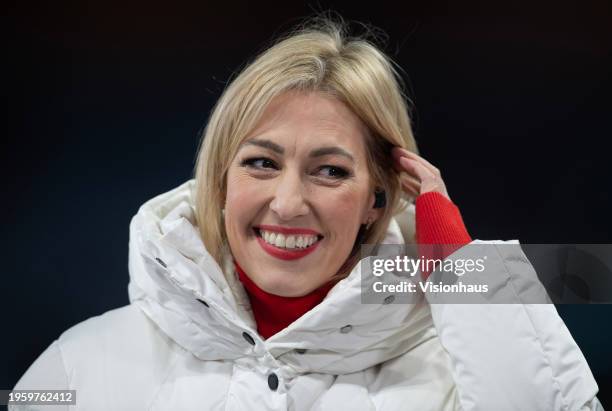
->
xmin=425 ymin=239 xmax=604 ymax=411
xmin=9 ymin=340 xmax=71 ymax=411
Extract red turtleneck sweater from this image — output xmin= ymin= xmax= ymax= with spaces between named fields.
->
xmin=236 ymin=191 xmax=472 ymax=339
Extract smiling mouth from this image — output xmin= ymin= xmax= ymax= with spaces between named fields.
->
xmin=253 ymin=228 xmax=324 ymax=250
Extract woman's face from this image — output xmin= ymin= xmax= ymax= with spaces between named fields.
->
xmin=225 ymin=90 xmax=380 ymax=297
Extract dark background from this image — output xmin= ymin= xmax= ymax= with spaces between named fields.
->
xmin=4 ymin=0 xmax=611 ymax=407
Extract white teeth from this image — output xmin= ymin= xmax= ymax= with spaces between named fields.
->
xmin=259 ymin=229 xmax=320 ymax=249
xmin=275 ymin=234 xmax=285 ymax=248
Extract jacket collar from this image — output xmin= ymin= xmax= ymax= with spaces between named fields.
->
xmin=128 ymin=180 xmax=434 ymax=376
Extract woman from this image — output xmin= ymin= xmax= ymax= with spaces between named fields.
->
xmin=12 ymin=17 xmax=603 ymax=410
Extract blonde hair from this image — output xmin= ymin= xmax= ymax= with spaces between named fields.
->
xmin=194 ymin=14 xmax=418 ymax=281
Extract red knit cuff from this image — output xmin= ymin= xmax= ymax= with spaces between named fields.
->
xmin=415 ymin=192 xmax=472 ymax=279
xmin=415 ymin=192 xmax=472 ymax=245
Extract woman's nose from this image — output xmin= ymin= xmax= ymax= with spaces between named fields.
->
xmin=269 ymin=171 xmax=309 ymax=221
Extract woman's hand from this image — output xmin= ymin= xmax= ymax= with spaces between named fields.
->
xmin=391 ymin=147 xmax=450 ymax=202
xmin=392 ymin=147 xmax=471 ymax=278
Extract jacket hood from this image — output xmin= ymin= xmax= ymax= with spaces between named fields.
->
xmin=127 ymin=180 xmax=435 ymax=377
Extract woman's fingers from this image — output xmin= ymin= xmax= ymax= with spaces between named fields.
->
xmin=392 ymin=147 xmax=441 ymax=177
xmin=393 ymin=153 xmax=421 ymax=197
xmin=401 ymin=173 xmax=421 ymax=188
xmin=400 ymin=174 xmax=421 ymax=198
xmin=392 ymin=150 xmax=409 ymax=173
xmin=393 ymin=149 xmax=432 ymax=180
xmin=399 ymin=156 xmax=436 ymax=182
xmin=392 ymin=146 xmax=451 ymax=200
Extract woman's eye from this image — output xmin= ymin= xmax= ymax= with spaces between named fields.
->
xmin=241 ymin=157 xmax=278 ymax=170
xmin=316 ymin=165 xmax=350 ymax=179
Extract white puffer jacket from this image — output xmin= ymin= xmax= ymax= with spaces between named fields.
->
xmin=13 ymin=180 xmax=603 ymax=410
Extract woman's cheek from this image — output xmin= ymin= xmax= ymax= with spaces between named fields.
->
xmin=226 ymin=172 xmax=264 ymax=205
xmin=323 ymin=187 xmax=366 ymax=233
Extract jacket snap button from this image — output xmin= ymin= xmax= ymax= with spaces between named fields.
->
xmin=197 ymin=298 xmax=209 ymax=308
xmin=268 ymin=373 xmax=279 ymax=391
xmin=340 ymin=325 xmax=352 ymax=334
xmin=242 ymin=332 xmax=256 ymax=346
xmin=295 ymin=348 xmax=307 ymax=354
xmin=155 ymin=257 xmax=167 ymax=268
xmin=383 ymin=295 xmax=395 ymax=305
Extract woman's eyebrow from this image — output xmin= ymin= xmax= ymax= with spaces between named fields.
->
xmin=309 ymin=146 xmax=354 ymax=162
xmin=241 ymin=138 xmax=354 ymax=162
xmin=241 ymin=138 xmax=284 ymax=154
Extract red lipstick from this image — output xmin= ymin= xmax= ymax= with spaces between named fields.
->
xmin=254 ymin=226 xmax=322 ymax=261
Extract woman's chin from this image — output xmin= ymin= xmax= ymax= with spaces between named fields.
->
xmin=258 ymin=276 xmax=306 ymax=297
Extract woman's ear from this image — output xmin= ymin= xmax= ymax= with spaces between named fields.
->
xmin=364 ymin=208 xmax=382 ymax=229
xmin=364 ymin=189 xmax=385 ymax=227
